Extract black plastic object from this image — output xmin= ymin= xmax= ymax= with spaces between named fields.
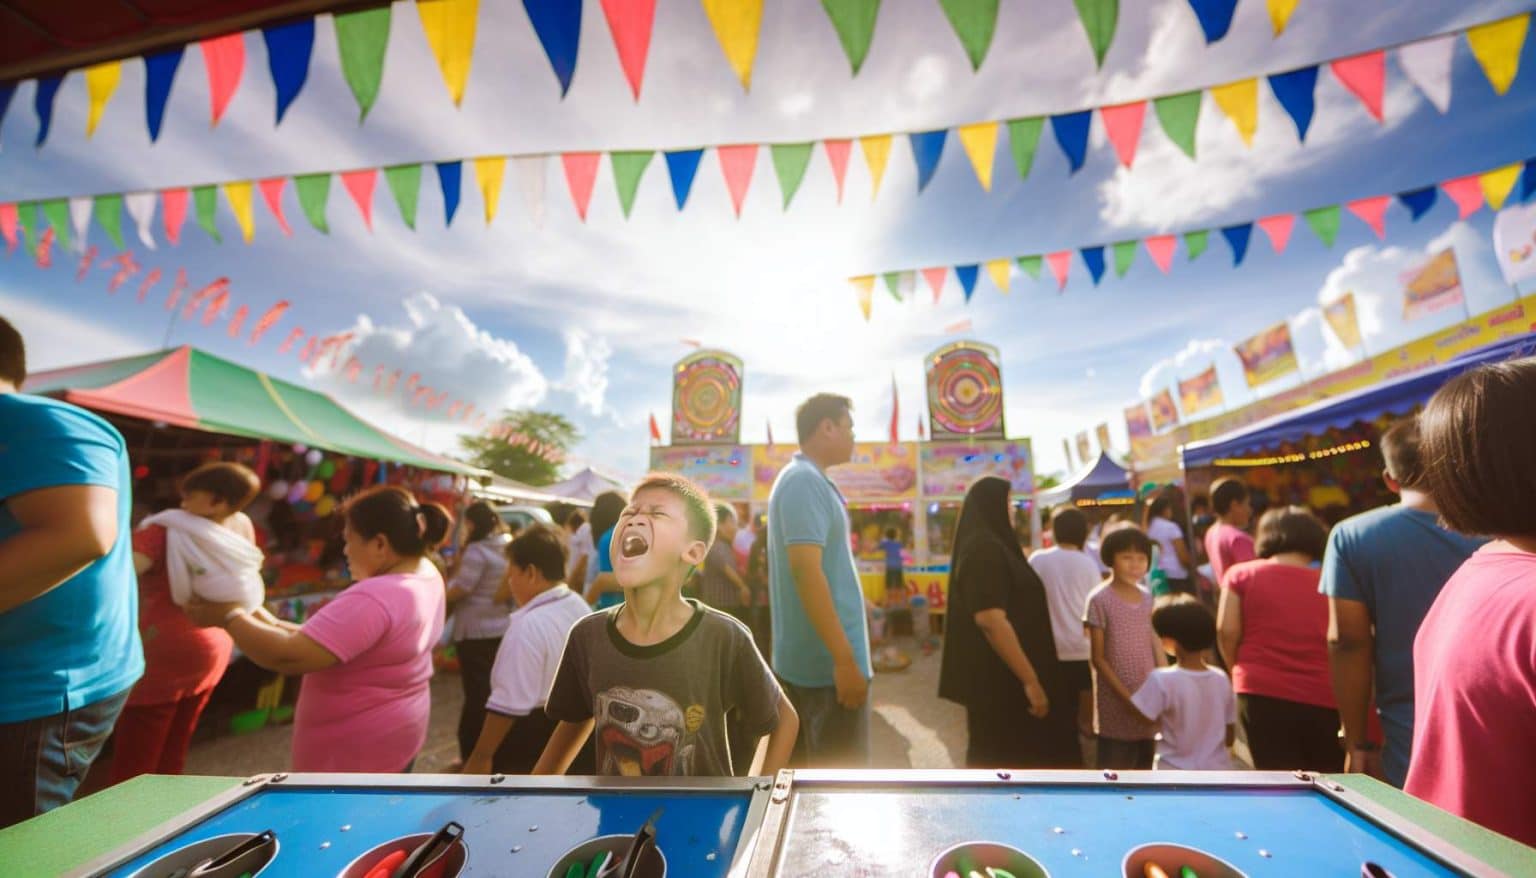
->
xmin=185 ymin=830 xmax=277 ymax=878
xmin=604 ymin=809 xmax=663 ymax=878
xmin=391 ymin=821 xmax=465 ymax=878
xmin=1362 ymin=863 xmax=1395 ymax=878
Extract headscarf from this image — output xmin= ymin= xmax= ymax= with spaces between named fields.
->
xmin=951 ymin=475 xmax=1020 ymax=564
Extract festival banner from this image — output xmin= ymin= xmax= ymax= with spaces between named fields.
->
xmin=1095 ymin=422 xmax=1113 ymax=454
xmin=1323 ymin=292 xmax=1363 ymax=349
xmin=751 ymin=442 xmax=918 ymax=503
xmin=647 ymin=445 xmax=752 ymax=501
xmin=1234 ymin=321 xmax=1300 ymax=387
xmin=1075 ymin=431 xmax=1093 ymax=466
xmin=1124 ymin=402 xmax=1153 ymax=438
xmin=1401 ymin=247 xmax=1465 ymax=320
xmin=1149 ymin=389 xmax=1179 ymax=432
xmin=919 ymin=440 xmax=1033 ymax=497
xmin=1494 ymin=203 xmax=1536 ymax=286
xmin=1178 ymin=366 xmax=1225 ymax=417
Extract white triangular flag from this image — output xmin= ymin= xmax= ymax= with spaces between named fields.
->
xmin=124 ymin=192 xmax=158 ymax=249
xmin=1398 ymin=33 xmax=1454 ymax=113
xmin=68 ymin=197 xmax=93 ymax=251
xmin=514 ymin=155 xmax=547 ymax=229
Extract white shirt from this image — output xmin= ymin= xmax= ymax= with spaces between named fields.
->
xmin=567 ymin=523 xmax=597 ymax=586
xmin=1028 ymin=547 xmax=1103 ymax=661
xmin=732 ymin=527 xmax=755 ymax=560
xmin=447 ymin=535 xmax=512 ymax=641
xmin=1147 ymin=517 xmax=1190 ymax=578
xmin=485 ymin=585 xmax=591 ymax=717
xmin=1130 ymin=666 xmax=1237 ymax=770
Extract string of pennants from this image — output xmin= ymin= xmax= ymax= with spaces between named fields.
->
xmin=847 ymin=153 xmax=1536 ymax=320
xmin=0 ymin=0 xmax=1313 ymax=147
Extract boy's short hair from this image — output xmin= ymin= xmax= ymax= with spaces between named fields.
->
xmin=1049 ymin=506 xmax=1088 ymax=547
xmin=1210 ymin=478 xmax=1249 ymax=515
xmin=507 ymin=524 xmax=568 ymax=582
xmin=795 ymin=393 xmax=853 ymax=444
xmin=1421 ymin=359 xmax=1536 ymax=537
xmin=884 ymin=527 xmax=897 ymax=539
xmin=1100 ymin=526 xmax=1153 ymax=567
xmin=181 ymin=462 xmax=261 ymax=510
xmin=1254 ymin=506 xmax=1328 ymax=561
xmin=0 ymin=316 xmax=24 ymax=386
xmin=1379 ymin=418 xmax=1427 ymax=489
xmin=632 ymin=473 xmax=716 ymax=549
xmin=714 ymin=502 xmax=736 ymax=525
xmin=1152 ymin=594 xmax=1217 ymax=651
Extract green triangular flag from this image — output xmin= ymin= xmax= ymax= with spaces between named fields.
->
xmin=41 ymin=199 xmax=72 ymax=251
xmin=821 ymin=0 xmax=881 ymax=74
xmin=335 ymin=7 xmax=391 ymax=121
xmin=1006 ymin=117 xmax=1044 ymax=180
xmin=1112 ymin=240 xmax=1137 ymax=277
xmin=1303 ymin=205 xmax=1341 ymax=247
xmin=1017 ymin=254 xmax=1042 ymax=279
xmin=938 ymin=0 xmax=999 ymax=70
xmin=770 ymin=142 xmax=814 ymax=209
xmin=610 ymin=151 xmax=654 ymax=218
xmin=17 ymin=202 xmax=37 ymax=255
xmin=1072 ymin=0 xmax=1118 ymax=68
xmin=94 ymin=194 xmax=125 ymax=249
xmin=1185 ymin=230 xmax=1208 ymax=260
xmin=1153 ymin=91 xmax=1201 ymax=159
xmin=192 ymin=185 xmax=221 ymax=243
xmin=882 ymin=271 xmax=905 ymax=302
xmin=384 ymin=164 xmax=421 ymax=229
xmin=294 ymin=173 xmax=331 ymax=233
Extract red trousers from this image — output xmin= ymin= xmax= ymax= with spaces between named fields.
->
xmin=109 ymin=690 xmax=215 ymax=784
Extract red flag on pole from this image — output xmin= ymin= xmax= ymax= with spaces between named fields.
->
xmin=889 ymin=374 xmax=900 ymax=444
xmin=917 ymin=415 xmax=926 ymax=440
xmin=766 ymin=419 xmax=774 ymax=447
xmin=648 ymin=413 xmax=662 ymax=444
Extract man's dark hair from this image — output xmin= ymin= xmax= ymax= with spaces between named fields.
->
xmin=1152 ymin=594 xmax=1217 ymax=652
xmin=1100 ymin=526 xmax=1154 ymax=566
xmin=795 ymin=393 xmax=853 ymax=444
xmin=1379 ymin=418 xmax=1427 ymax=490
xmin=1050 ymin=506 xmax=1088 ymax=548
xmin=180 ymin=462 xmax=261 ymax=510
xmin=1210 ymin=478 xmax=1249 ymax=516
xmin=1254 ymin=506 xmax=1328 ymax=561
xmin=1421 ymin=360 xmax=1536 ymax=538
xmin=0 ymin=315 xmax=25 ymax=386
xmin=507 ymin=524 xmax=568 ymax=583
xmin=714 ymin=502 xmax=736 ymax=525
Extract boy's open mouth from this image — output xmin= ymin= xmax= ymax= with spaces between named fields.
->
xmin=621 ymin=533 xmax=650 ymax=558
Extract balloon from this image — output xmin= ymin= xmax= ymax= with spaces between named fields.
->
xmin=287 ymin=481 xmax=308 ymax=503
xmin=317 ymin=460 xmax=335 ymax=478
xmin=292 ymin=444 xmax=307 ymax=454
xmin=305 ymin=449 xmax=323 ymax=466
xmin=267 ymin=480 xmax=290 ymax=500
xmin=315 ymin=495 xmax=337 ymax=517
xmin=305 ymin=480 xmax=325 ymax=502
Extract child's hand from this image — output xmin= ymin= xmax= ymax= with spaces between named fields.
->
xmin=1024 ymin=681 xmax=1050 ymax=718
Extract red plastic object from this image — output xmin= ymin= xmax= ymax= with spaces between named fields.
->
xmin=363 ymin=849 xmax=407 ymax=878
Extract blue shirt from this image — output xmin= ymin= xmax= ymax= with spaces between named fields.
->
xmin=1319 ymin=503 xmax=1484 ymax=787
xmin=0 ymin=394 xmax=143 ymax=723
xmin=594 ymin=527 xmax=622 ymax=610
xmin=767 ymin=453 xmax=872 ymax=687
xmin=879 ymin=539 xmax=904 ymax=571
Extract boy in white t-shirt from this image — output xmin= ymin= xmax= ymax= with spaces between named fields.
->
xmin=1130 ymin=595 xmax=1236 ymax=770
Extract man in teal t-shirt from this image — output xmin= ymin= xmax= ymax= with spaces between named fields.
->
xmin=768 ymin=393 xmax=872 ymax=766
xmin=0 ymin=318 xmax=143 ymax=827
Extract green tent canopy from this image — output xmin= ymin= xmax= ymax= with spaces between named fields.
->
xmin=23 ymin=346 xmax=485 ymax=478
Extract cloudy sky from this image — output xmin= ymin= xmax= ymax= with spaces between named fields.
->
xmin=3 ymin=0 xmax=1534 ymax=480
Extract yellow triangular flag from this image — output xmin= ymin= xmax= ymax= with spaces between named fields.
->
xmin=223 ymin=181 xmax=255 ymax=243
xmin=474 ymin=156 xmax=507 ymax=224
xmin=985 ymin=258 xmax=1011 ymax=294
xmin=860 ymin=135 xmax=893 ymax=199
xmin=1266 ymin=0 xmax=1299 ymax=35
xmin=84 ymin=60 xmax=122 ymax=137
xmin=1210 ymin=79 xmax=1259 ymax=146
xmin=956 ymin=122 xmax=999 ymax=191
xmin=851 ymin=275 xmax=875 ymax=321
xmin=418 ymin=0 xmax=480 ymax=105
xmin=1481 ymin=162 xmax=1524 ymax=211
xmin=1466 ymin=14 xmax=1529 ymax=96
xmin=702 ymin=0 xmax=763 ymax=91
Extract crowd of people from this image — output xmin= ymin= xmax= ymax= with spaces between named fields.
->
xmin=3 ymin=311 xmax=1534 ymax=848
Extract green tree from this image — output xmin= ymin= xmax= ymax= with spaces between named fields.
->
xmin=459 ymin=410 xmax=581 ymax=486
xmin=1035 ymin=473 xmax=1062 ymax=491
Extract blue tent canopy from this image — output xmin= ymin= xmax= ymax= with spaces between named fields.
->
xmin=1038 ymin=451 xmax=1134 ymax=505
xmin=1182 ymin=331 xmax=1536 ymax=469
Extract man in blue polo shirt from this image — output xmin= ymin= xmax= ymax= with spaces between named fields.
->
xmin=768 ymin=393 xmax=872 ymax=766
xmin=0 ymin=317 xmax=143 ymax=827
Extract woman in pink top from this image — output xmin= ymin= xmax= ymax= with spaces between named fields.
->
xmin=1406 ymin=361 xmax=1536 ymax=846
xmin=1217 ymin=506 xmax=1341 ymax=772
xmin=189 ymin=486 xmax=448 ymax=772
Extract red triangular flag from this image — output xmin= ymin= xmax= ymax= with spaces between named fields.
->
xmin=1346 ymin=195 xmax=1391 ymax=239
xmin=162 ymin=188 xmax=189 ymax=245
xmin=1144 ymin=235 xmax=1177 ymax=273
xmin=717 ymin=144 xmax=758 ymax=217
xmin=824 ymin=139 xmax=852 ymax=203
xmin=917 ymin=415 xmax=926 ymax=440
xmin=1100 ymin=101 xmax=1147 ymax=168
xmin=921 ymin=266 xmax=947 ymax=303
xmin=1046 ymin=250 xmax=1072 ymax=290
xmin=599 ymin=0 xmax=658 ymax=100
xmin=562 ymin=152 xmax=601 ymax=221
xmin=200 ymin=33 xmax=246 ymax=126
xmin=1256 ymin=214 xmax=1295 ymax=253
xmin=889 ymin=375 xmax=900 ymax=444
xmin=340 ymin=169 xmax=378 ymax=231
xmin=226 ymin=304 xmax=249 ymax=338
xmin=648 ymin=412 xmax=662 ymax=443
xmin=258 ymin=178 xmax=292 ymax=235
xmin=1331 ymin=50 xmax=1386 ymax=122
xmin=248 ymin=299 xmax=290 ymax=344
xmin=1440 ymin=175 xmax=1483 ymax=219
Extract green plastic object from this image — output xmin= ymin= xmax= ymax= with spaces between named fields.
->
xmin=229 ymin=708 xmax=270 ymax=735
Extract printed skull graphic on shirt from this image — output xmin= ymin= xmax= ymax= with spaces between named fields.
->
xmin=595 ymin=687 xmax=702 ymax=776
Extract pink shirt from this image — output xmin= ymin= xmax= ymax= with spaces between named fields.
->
xmin=1406 ymin=546 xmax=1536 ymax=847
xmin=294 ymin=569 xmax=445 ymax=772
xmin=1205 ymin=522 xmax=1255 ymax=586
xmin=1223 ymin=560 xmax=1335 ymax=709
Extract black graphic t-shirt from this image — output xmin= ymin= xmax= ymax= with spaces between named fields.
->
xmin=546 ymin=599 xmax=782 ymax=776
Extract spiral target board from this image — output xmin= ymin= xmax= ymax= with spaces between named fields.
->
xmin=672 ymin=351 xmax=744 ymax=444
xmin=926 ymin=342 xmax=1005 ymax=438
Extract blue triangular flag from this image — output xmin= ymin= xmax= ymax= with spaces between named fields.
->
xmin=33 ymin=75 xmax=63 ymax=147
xmin=664 ymin=149 xmax=703 ymax=209
xmin=264 ymin=20 xmax=315 ymax=124
xmin=1397 ymin=186 xmax=1437 ymax=221
xmin=1050 ymin=110 xmax=1092 ymax=174
xmin=909 ymin=129 xmax=948 ymax=192
xmin=1522 ymin=158 xmax=1536 ymax=203
xmin=436 ymin=161 xmax=462 ymax=225
xmin=0 ymin=83 xmax=15 ymax=143
xmin=1186 ymin=0 xmax=1238 ymax=43
xmin=955 ymin=264 xmax=979 ymax=301
xmin=1081 ymin=246 xmax=1106 ymax=285
xmin=523 ymin=0 xmax=582 ymax=96
xmin=1267 ymin=66 xmax=1318 ymax=141
xmin=145 ymin=48 xmax=184 ymax=142
xmin=1222 ymin=223 xmax=1252 ymax=266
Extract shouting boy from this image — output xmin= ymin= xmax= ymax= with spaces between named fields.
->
xmin=534 ymin=474 xmax=798 ymax=777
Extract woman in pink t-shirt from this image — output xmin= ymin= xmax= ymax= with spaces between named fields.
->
xmin=1217 ymin=506 xmax=1341 ymax=772
xmin=1406 ymin=361 xmax=1536 ymax=846
xmin=189 ymin=486 xmax=448 ymax=772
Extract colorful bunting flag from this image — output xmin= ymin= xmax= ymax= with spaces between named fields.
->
xmin=822 ymin=0 xmax=881 ymax=74
xmin=342 ymin=169 xmax=379 ymax=229
xmin=718 ymin=144 xmax=759 ymax=216
xmin=955 ymin=264 xmax=979 ymax=301
xmin=1081 ymin=246 xmax=1106 ymax=285
xmin=1397 ymin=186 xmax=1437 ymax=221
xmin=1051 ymin=111 xmax=1092 ymax=173
xmin=384 ymin=165 xmax=421 ymax=229
xmin=882 ymin=271 xmax=909 ymax=302
xmin=824 ymin=139 xmax=852 ymax=202
xmin=1482 ymin=162 xmax=1523 ymax=211
xmin=1521 ymin=159 xmax=1536 ymax=202
xmin=33 ymin=75 xmax=63 ymax=147
xmin=851 ymin=274 xmax=875 ymax=320
xmin=611 ymin=151 xmax=654 ymax=217
xmin=1072 ymin=0 xmax=1118 ymax=68
xmin=200 ymin=34 xmax=246 ymax=126
xmin=193 ymin=186 xmax=222 ymax=242
xmin=224 ymin=182 xmax=255 ymax=242
xmin=94 ymin=194 xmax=125 ymax=249
xmin=249 ymin=301 xmax=291 ymax=345
xmin=1465 ymin=14 xmax=1528 ymax=96
xmin=125 ymin=192 xmax=157 ymax=249
xmin=64 ymin=198 xmax=90 ymax=253
xmin=1440 ymin=175 xmax=1484 ymax=218
xmin=257 ymin=178 xmax=292 ymax=236
xmin=1016 ymin=254 xmax=1042 ymax=280
xmin=17 ymin=203 xmax=37 ymax=255
xmin=996 ymin=116 xmax=1044 ymax=186
xmin=1185 ymin=229 xmax=1209 ymax=260
xmin=956 ymin=122 xmax=998 ymax=189
xmin=1399 ymin=33 xmax=1454 ymax=113
xmin=1221 ymin=223 xmax=1252 ymax=265
xmin=263 ymin=20 xmax=314 ymax=124
xmin=162 ymin=188 xmax=189 ymax=245
xmin=985 ymin=258 xmax=1010 ymax=294
xmin=1186 ymin=0 xmax=1238 ymax=43
xmin=921 ymin=267 xmax=947 ymax=303
xmin=1303 ymin=204 xmax=1340 ymax=246
xmin=418 ymin=0 xmax=480 ymax=104
xmin=1112 ymin=240 xmax=1137 ymax=277
xmin=600 ymin=0 xmax=658 ymax=98
xmin=1145 ymin=235 xmax=1176 ymax=273
xmin=334 ymin=7 xmax=391 ymax=120
xmin=84 ymin=61 xmax=122 ymax=137
xmin=1210 ymin=79 xmax=1258 ymax=146
xmin=514 ymin=156 xmax=547 ymax=226
xmin=770 ymin=143 xmax=814 ymax=207
xmin=227 ymin=305 xmax=250 ymax=338
xmin=1100 ymin=101 xmax=1146 ymax=168
xmin=1267 ymin=66 xmax=1318 ymax=140
xmin=1347 ymin=195 xmax=1390 ymax=238
xmin=144 ymin=48 xmax=183 ymax=141
xmin=1331 ymin=51 xmax=1386 ymax=122
xmin=1266 ymin=0 xmax=1299 ymax=35
xmin=909 ymin=129 xmax=948 ymax=191
xmin=702 ymin=0 xmax=764 ymax=90
xmin=562 ymin=152 xmax=601 ymax=220
xmin=664 ymin=149 xmax=703 ymax=209
xmin=437 ymin=161 xmax=463 ymax=225
xmin=295 ymin=173 xmax=332 ymax=232
xmin=0 ymin=85 xmax=13 ymax=148
xmin=860 ymin=135 xmax=893 ymax=199
xmin=1256 ymin=214 xmax=1294 ymax=253
xmin=1153 ymin=91 xmax=1201 ymax=158
xmin=469 ymin=157 xmax=504 ymax=223
xmin=938 ymin=0 xmax=999 ymax=70
xmin=1046 ymin=251 xmax=1071 ymax=290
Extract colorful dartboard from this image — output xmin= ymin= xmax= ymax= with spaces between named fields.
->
xmin=672 ymin=351 xmax=743 ymax=444
xmin=926 ymin=342 xmax=1005 ymax=438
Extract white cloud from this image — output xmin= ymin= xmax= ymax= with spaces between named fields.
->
xmin=558 ymin=329 xmax=612 ymax=416
xmin=3 ymin=292 xmax=144 ymax=375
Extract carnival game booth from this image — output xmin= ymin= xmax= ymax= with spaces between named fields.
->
xmin=1036 ymin=451 xmax=1137 ymax=524
xmin=1181 ymin=330 xmax=1536 ymax=523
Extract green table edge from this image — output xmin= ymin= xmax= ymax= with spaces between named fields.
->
xmin=1330 ymin=773 xmax=1536 ymax=873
